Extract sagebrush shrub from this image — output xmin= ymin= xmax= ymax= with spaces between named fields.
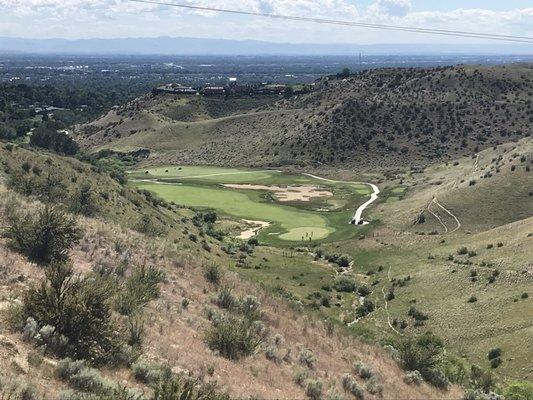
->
xmin=116 ymin=265 xmax=165 ymax=315
xmin=4 ymin=204 xmax=82 ymax=265
xmin=298 ymin=348 xmax=317 ymax=369
xmin=204 ymin=317 xmax=261 ymax=360
xmin=353 ymin=361 xmax=374 ymax=380
xmin=305 ymin=380 xmax=323 ymax=400
xmin=341 ymin=374 xmax=364 ymax=399
xmin=132 ymin=359 xmax=162 ymax=384
xmin=152 ymin=367 xmax=228 ymax=400
xmin=404 ymin=370 xmax=423 ymax=385
xmin=23 ymin=263 xmax=119 ymax=363
xmin=204 ymin=264 xmax=221 ymax=285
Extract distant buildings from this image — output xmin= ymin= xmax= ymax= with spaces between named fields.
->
xmin=154 ymin=83 xmax=198 ymax=95
xmin=203 ymin=86 xmax=226 ymax=96
xmin=154 ymin=78 xmax=313 ymax=98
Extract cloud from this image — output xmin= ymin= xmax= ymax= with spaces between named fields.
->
xmin=0 ymin=0 xmax=532 ymax=43
xmin=368 ymin=0 xmax=411 ymax=18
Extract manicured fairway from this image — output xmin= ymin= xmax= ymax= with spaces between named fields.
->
xmin=132 ymin=165 xmax=375 ymax=242
xmin=138 ymin=165 xmax=279 ymax=183
xmin=135 ymin=181 xmax=334 ymax=240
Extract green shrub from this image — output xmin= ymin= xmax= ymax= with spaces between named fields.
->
xmin=333 ymin=275 xmax=357 ymax=293
xmin=23 ymin=263 xmax=120 ymax=363
xmin=487 ymin=348 xmax=501 ymax=360
xmin=116 ymin=266 xmax=165 ymax=315
xmin=204 ymin=264 xmax=221 ymax=285
xmin=305 ymin=380 xmax=323 ymax=400
xmin=355 ymin=299 xmax=375 ymax=318
xmin=70 ymin=184 xmax=100 ymax=217
xmin=357 ymin=285 xmax=372 ymax=297
xmin=153 ymin=368 xmax=228 ymax=400
xmin=341 ymin=374 xmax=364 ymax=399
xmin=30 ymin=126 xmax=79 ymax=155
xmin=131 ymin=359 xmax=162 ymax=384
xmin=398 ymin=333 xmax=447 ymax=388
xmin=353 ymin=361 xmax=374 ymax=380
xmin=204 ymin=317 xmax=261 ymax=360
xmin=503 ymin=381 xmax=533 ymax=400
xmin=127 ymin=315 xmax=145 ymax=347
xmin=239 ymin=295 xmax=261 ymax=321
xmin=489 ymin=358 xmax=502 ymax=369
xmin=407 ymin=306 xmax=428 ymax=321
xmin=457 ymin=247 xmax=468 ymax=255
xmin=336 ymin=255 xmax=351 ymax=269
xmin=298 ymin=348 xmax=317 ymax=369
xmin=469 ymin=365 xmax=495 ymax=393
xmin=214 ymin=287 xmax=238 ymax=310
xmin=135 ymin=214 xmax=163 ymax=236
xmin=4 ymin=205 xmax=82 ymax=265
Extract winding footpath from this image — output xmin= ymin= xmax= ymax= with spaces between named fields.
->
xmin=303 ymin=173 xmax=380 ymax=225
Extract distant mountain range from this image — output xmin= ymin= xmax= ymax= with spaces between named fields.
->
xmin=1 ymin=36 xmax=532 ymax=55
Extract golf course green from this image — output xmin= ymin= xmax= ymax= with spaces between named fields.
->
xmin=132 ymin=166 xmax=372 ymax=242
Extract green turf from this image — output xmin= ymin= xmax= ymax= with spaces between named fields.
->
xmin=134 ymin=181 xmax=334 ymax=241
xmin=136 ymin=165 xmax=279 ymax=183
xmin=132 ymin=165 xmax=375 ymax=243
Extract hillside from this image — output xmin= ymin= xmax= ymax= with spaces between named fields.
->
xmin=0 ymin=144 xmax=466 ymax=399
xmin=79 ymin=64 xmax=532 ymax=169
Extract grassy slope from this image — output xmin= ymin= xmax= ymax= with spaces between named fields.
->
xmin=0 ymin=142 xmax=460 ymax=399
xmin=79 ymin=64 xmax=533 ymax=169
xmin=318 ymin=140 xmax=533 ymax=382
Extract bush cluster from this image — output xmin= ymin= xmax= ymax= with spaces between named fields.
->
xmin=4 ymin=204 xmax=82 ymax=265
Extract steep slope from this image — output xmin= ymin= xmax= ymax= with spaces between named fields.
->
xmin=79 ymin=64 xmax=532 ymax=169
xmin=0 ymin=143 xmax=463 ymax=399
xmin=375 ymin=137 xmax=533 ymax=233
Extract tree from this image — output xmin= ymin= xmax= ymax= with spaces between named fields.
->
xmin=338 ymin=68 xmax=351 ymax=79
xmin=30 ymin=126 xmax=79 ymax=155
xmin=0 ymin=122 xmax=16 ymax=140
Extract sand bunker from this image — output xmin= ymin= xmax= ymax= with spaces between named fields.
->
xmin=237 ymin=220 xmax=271 ymax=239
xmin=224 ymin=184 xmax=333 ymax=202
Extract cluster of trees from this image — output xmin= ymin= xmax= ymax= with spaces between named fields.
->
xmin=29 ymin=125 xmax=79 ymax=155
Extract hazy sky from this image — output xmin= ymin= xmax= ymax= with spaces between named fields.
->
xmin=0 ymin=0 xmax=532 ymax=44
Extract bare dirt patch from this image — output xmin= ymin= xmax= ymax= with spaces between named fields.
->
xmin=237 ymin=219 xmax=270 ymax=239
xmin=224 ymin=184 xmax=333 ymax=202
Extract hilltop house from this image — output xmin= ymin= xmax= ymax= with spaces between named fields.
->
xmin=203 ymin=86 xmax=226 ymax=96
xmin=155 ymin=83 xmax=197 ymax=95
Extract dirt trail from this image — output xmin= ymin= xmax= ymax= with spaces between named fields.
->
xmin=433 ymin=197 xmax=461 ymax=233
xmin=303 ymin=173 xmax=380 ymax=225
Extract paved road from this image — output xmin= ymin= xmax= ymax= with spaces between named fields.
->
xmin=303 ymin=173 xmax=380 ymax=225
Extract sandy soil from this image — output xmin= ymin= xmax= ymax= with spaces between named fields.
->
xmin=223 ymin=184 xmax=333 ymax=202
xmin=237 ymin=219 xmax=270 ymax=239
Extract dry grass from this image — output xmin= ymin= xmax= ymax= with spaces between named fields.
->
xmin=0 ymin=185 xmax=463 ymax=399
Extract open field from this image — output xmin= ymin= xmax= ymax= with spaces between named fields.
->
xmin=132 ymin=165 xmax=374 ymax=243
